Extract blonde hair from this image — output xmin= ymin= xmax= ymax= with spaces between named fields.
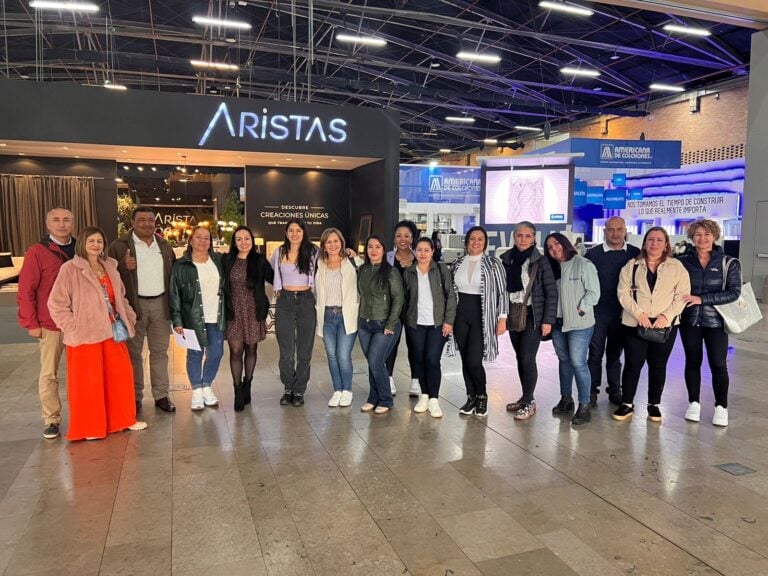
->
xmin=320 ymin=227 xmax=346 ymax=260
xmin=687 ymin=219 xmax=721 ymax=241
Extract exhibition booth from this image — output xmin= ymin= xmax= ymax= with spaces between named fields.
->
xmin=0 ymin=80 xmax=400 ymax=257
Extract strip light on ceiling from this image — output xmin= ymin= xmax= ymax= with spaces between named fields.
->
xmin=560 ymin=66 xmax=601 ymax=77
xmin=483 ymin=139 xmax=499 ymax=146
xmin=103 ymin=82 xmax=127 ymax=91
xmin=29 ymin=1 xmax=99 ymax=11
xmin=335 ymin=33 xmax=387 ymax=47
xmin=439 ymin=148 xmax=452 ymax=153
xmin=192 ymin=16 xmax=252 ymax=30
xmin=445 ymin=116 xmax=476 ymax=123
xmin=456 ymin=51 xmax=502 ymax=64
xmin=190 ymin=60 xmax=239 ymax=71
xmin=514 ymin=125 xmax=543 ymax=132
xmin=649 ymin=83 xmax=686 ymax=93
xmin=662 ymin=23 xmax=711 ymax=37
xmin=538 ymin=1 xmax=593 ymax=17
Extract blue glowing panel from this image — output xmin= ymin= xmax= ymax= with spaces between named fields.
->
xmin=586 ymin=186 xmax=604 ymax=204
xmin=399 ymin=165 xmax=480 ymax=204
xmin=604 ymin=188 xmax=627 ymax=209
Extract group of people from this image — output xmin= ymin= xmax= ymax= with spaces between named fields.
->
xmin=17 ymin=208 xmax=741 ymax=442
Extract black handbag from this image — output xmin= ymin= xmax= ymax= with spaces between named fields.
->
xmin=631 ymin=264 xmax=672 ymax=344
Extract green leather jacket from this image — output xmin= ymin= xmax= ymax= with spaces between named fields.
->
xmin=357 ymin=263 xmax=404 ymax=332
xmin=169 ymin=251 xmax=226 ymax=346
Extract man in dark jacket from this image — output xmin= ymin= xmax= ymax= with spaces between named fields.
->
xmin=109 ymin=207 xmax=176 ymax=413
xmin=17 ymin=208 xmax=75 ymax=439
xmin=585 ymin=217 xmax=640 ymax=405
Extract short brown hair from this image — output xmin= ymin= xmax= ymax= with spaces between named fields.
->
xmin=74 ymin=226 xmax=107 ymax=261
xmin=687 ymin=219 xmax=721 ymax=241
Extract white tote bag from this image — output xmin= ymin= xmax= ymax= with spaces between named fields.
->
xmin=713 ymin=257 xmax=763 ymax=335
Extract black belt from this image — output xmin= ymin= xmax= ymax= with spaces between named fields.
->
xmin=138 ymin=292 xmax=165 ymax=299
xmin=325 ymin=305 xmax=343 ymax=312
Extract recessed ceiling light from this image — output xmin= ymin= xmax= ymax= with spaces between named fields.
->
xmin=662 ymin=23 xmax=711 ymax=37
xmin=137 ymin=166 xmax=144 ymax=171
xmin=315 ymin=165 xmax=321 ymax=169
xmin=123 ymin=165 xmax=130 ymax=170
xmin=331 ymin=159 xmax=337 ymax=162
xmin=62 ymin=146 xmax=69 ymax=150
xmin=151 ymin=167 xmax=157 ymax=172
xmin=274 ymin=163 xmax=280 ymax=166
xmin=538 ymin=1 xmax=593 ymax=16
xmin=561 ymin=66 xmax=601 ymax=77
xmin=335 ymin=33 xmax=387 ymax=47
xmin=649 ymin=83 xmax=686 ymax=92
xmin=285 ymin=158 xmax=293 ymax=161
xmin=74 ymin=155 xmax=80 ymax=158
xmin=192 ymin=15 xmax=251 ymax=30
xmin=445 ymin=116 xmax=476 ymax=124
xmin=30 ymin=1 xmax=99 ymax=12
xmin=456 ymin=51 xmax=501 ymax=64
xmin=122 ymin=150 xmax=128 ymax=153
xmin=0 ymin=143 xmax=6 ymax=147
xmin=18 ymin=152 xmax=25 ymax=156
xmin=115 ymin=177 xmax=123 ymax=183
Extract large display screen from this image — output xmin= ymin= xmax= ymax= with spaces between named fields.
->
xmin=484 ymin=167 xmax=571 ymax=224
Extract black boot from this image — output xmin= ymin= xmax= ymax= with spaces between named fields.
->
xmin=571 ymin=403 xmax=592 ymax=426
xmin=475 ymin=395 xmax=488 ymax=417
xmin=234 ymin=380 xmax=245 ymax=412
xmin=459 ymin=396 xmax=476 ymax=415
xmin=243 ymin=377 xmax=252 ymax=405
xmin=552 ymin=395 xmax=575 ymax=415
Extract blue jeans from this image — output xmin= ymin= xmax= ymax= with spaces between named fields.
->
xmin=323 ymin=308 xmax=357 ymax=392
xmin=187 ymin=323 xmax=225 ymax=390
xmin=357 ymin=318 xmax=400 ymax=408
xmin=551 ymin=323 xmax=594 ymax=405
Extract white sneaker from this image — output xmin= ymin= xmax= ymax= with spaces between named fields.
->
xmin=201 ymin=386 xmax=218 ymax=407
xmin=339 ymin=390 xmax=353 ymax=407
xmin=409 ymin=379 xmax=421 ymax=397
xmin=328 ymin=391 xmax=342 ymax=407
xmin=713 ymin=405 xmax=729 ymax=427
xmin=127 ymin=421 xmax=148 ymax=431
xmin=685 ymin=401 xmax=701 ymax=423
xmin=389 ymin=376 xmax=397 ymax=396
xmin=191 ymin=388 xmax=204 ymax=411
xmin=428 ymin=398 xmax=443 ymax=418
xmin=414 ymin=394 xmax=429 ymax=413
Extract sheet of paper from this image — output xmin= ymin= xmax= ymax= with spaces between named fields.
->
xmin=173 ymin=328 xmax=202 ymax=351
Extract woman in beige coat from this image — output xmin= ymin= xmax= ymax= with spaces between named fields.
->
xmin=612 ymin=227 xmax=690 ymax=423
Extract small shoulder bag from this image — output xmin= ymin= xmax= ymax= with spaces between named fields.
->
xmin=99 ymin=282 xmax=130 ymax=343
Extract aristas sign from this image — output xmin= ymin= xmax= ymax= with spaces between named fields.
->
xmin=198 ymin=102 xmax=348 ymax=146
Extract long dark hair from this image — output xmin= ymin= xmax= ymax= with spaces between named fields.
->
xmin=544 ymin=232 xmax=578 ymax=279
xmin=280 ymin=218 xmax=316 ymax=275
xmin=464 ymin=225 xmax=488 ymax=252
xmin=228 ymin=225 xmax=257 ymax=259
xmin=364 ymin=234 xmax=392 ymax=289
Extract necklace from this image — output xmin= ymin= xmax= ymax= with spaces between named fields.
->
xmin=91 ymin=265 xmax=106 ymax=279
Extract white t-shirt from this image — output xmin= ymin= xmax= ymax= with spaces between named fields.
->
xmin=417 ymin=269 xmax=435 ymax=326
xmin=194 ymin=258 xmax=221 ymax=324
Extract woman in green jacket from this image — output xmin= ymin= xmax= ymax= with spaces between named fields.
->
xmin=357 ymin=234 xmax=404 ymax=414
xmin=170 ymin=226 xmax=226 ymax=411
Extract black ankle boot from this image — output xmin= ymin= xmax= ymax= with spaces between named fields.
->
xmin=571 ymin=403 xmax=591 ymax=425
xmin=552 ymin=395 xmax=575 ymax=415
xmin=459 ymin=396 xmax=476 ymax=415
xmin=234 ymin=380 xmax=245 ymax=412
xmin=243 ymin=377 xmax=252 ymax=405
xmin=475 ymin=395 xmax=488 ymax=417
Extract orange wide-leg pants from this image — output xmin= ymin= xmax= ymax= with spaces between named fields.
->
xmin=66 ymin=338 xmax=137 ymax=441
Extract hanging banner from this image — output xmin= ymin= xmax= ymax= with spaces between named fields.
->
xmin=619 ymin=193 xmax=739 ymax=219
xmin=629 ymin=188 xmax=644 ymax=200
xmin=573 ymin=179 xmax=587 ymax=207
xmin=586 ymin=186 xmax=604 ymax=204
xmin=604 ymin=188 xmax=627 ymax=209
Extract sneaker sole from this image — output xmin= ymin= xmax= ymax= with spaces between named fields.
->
xmin=685 ymin=415 xmax=700 ymax=423
xmin=42 ymin=432 xmax=59 ymax=439
xmin=191 ymin=405 xmax=205 ymax=411
xmin=459 ymin=409 xmax=475 ymax=415
xmin=474 ymin=412 xmax=488 ymax=417
xmin=647 ymin=415 xmax=662 ymax=422
xmin=612 ymin=412 xmax=633 ymax=421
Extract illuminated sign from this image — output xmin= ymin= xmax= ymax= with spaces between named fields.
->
xmin=198 ymin=102 xmax=348 ymax=146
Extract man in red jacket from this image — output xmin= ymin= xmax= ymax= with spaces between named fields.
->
xmin=17 ymin=208 xmax=76 ymax=439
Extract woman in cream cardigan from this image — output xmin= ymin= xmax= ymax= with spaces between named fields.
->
xmin=48 ymin=226 xmax=147 ymax=440
xmin=315 ymin=228 xmax=360 ymax=407
xmin=613 ymin=227 xmax=690 ymax=423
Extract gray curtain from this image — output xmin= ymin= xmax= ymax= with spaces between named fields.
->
xmin=0 ymin=174 xmax=97 ymax=255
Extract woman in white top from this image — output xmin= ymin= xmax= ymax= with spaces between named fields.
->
xmin=451 ymin=226 xmax=508 ymax=417
xmin=315 ymin=228 xmax=360 ymax=407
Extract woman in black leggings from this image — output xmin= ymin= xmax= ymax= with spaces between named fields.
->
xmin=451 ymin=226 xmax=507 ymax=417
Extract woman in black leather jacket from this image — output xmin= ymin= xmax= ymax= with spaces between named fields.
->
xmin=678 ymin=219 xmax=741 ymax=427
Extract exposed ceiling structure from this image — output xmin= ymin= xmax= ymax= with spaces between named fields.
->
xmin=0 ymin=0 xmax=757 ymax=162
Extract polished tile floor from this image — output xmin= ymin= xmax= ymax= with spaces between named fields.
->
xmin=2 ymin=316 xmax=768 ymax=576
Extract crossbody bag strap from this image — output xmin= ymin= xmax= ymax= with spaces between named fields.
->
xmin=522 ymin=260 xmax=538 ymax=302
xmin=631 ymin=263 xmax=640 ymax=303
xmin=99 ymin=282 xmax=119 ymax=322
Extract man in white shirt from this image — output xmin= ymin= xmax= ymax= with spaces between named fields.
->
xmin=109 ymin=207 xmax=176 ymax=413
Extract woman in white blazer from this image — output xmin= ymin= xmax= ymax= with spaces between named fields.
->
xmin=315 ymin=228 xmax=360 ymax=407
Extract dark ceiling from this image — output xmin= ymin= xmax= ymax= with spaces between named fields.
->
xmin=0 ymin=0 xmax=755 ymax=161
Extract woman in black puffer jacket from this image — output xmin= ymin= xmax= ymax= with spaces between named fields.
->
xmin=678 ymin=219 xmax=741 ymax=427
